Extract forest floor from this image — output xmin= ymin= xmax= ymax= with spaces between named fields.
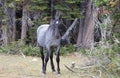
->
xmin=0 ymin=53 xmax=111 ymax=78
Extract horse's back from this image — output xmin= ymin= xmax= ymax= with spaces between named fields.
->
xmin=37 ymin=24 xmax=50 ymax=47
xmin=37 ymin=24 xmax=49 ymax=33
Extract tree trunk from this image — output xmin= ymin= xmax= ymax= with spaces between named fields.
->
xmin=50 ymin=0 xmax=56 ymax=18
xmin=12 ymin=7 xmax=16 ymax=41
xmin=11 ymin=6 xmax=16 ymax=41
xmin=0 ymin=17 xmax=3 ymax=46
xmin=7 ymin=6 xmax=16 ymax=42
xmin=77 ymin=0 xmax=97 ymax=49
xmin=0 ymin=0 xmax=8 ymax=46
xmin=0 ymin=0 xmax=16 ymax=46
xmin=21 ymin=0 xmax=29 ymax=44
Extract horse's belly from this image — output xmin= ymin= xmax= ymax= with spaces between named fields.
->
xmin=45 ymin=38 xmax=60 ymax=48
xmin=51 ymin=39 xmax=60 ymax=46
xmin=37 ymin=37 xmax=46 ymax=47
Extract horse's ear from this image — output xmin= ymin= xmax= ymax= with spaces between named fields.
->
xmin=50 ymin=18 xmax=54 ymax=25
xmin=55 ymin=10 xmax=61 ymax=20
xmin=59 ymin=18 xmax=63 ymax=24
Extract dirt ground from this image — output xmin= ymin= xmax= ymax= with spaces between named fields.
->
xmin=0 ymin=53 xmax=90 ymax=78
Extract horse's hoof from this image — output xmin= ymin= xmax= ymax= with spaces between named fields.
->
xmin=52 ymin=69 xmax=56 ymax=72
xmin=57 ymin=73 xmax=61 ymax=77
xmin=41 ymin=73 xmax=45 ymax=76
xmin=42 ymin=71 xmax=46 ymax=75
xmin=57 ymin=72 xmax=61 ymax=75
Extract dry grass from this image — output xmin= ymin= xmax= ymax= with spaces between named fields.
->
xmin=0 ymin=53 xmax=88 ymax=78
xmin=1 ymin=53 xmax=116 ymax=78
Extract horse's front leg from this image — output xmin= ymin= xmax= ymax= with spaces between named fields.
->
xmin=43 ymin=48 xmax=50 ymax=74
xmin=50 ymin=49 xmax=55 ymax=72
xmin=56 ymin=46 xmax=61 ymax=74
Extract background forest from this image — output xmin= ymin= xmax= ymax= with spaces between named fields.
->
xmin=0 ymin=0 xmax=120 ymax=78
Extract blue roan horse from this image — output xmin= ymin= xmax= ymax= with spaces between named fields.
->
xmin=37 ymin=18 xmax=69 ymax=74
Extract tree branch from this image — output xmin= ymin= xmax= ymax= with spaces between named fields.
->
xmin=64 ymin=64 xmax=76 ymax=73
xmin=62 ymin=18 xmax=78 ymax=39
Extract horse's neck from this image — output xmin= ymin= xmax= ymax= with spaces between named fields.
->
xmin=46 ymin=26 xmax=55 ymax=36
xmin=47 ymin=25 xmax=60 ymax=39
xmin=47 ymin=25 xmax=54 ymax=32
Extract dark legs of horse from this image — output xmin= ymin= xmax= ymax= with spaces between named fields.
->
xmin=40 ymin=46 xmax=60 ymax=74
xmin=50 ymin=49 xmax=55 ymax=72
xmin=56 ymin=46 xmax=60 ymax=74
xmin=43 ymin=49 xmax=49 ymax=74
xmin=40 ymin=47 xmax=44 ymax=74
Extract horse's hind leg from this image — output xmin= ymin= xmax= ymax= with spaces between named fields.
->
xmin=50 ymin=49 xmax=55 ymax=72
xmin=56 ymin=46 xmax=61 ymax=74
xmin=40 ymin=46 xmax=44 ymax=73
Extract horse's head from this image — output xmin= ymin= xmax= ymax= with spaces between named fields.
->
xmin=50 ymin=18 xmax=62 ymax=39
xmin=50 ymin=18 xmax=62 ymax=27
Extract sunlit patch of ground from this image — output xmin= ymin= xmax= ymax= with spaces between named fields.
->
xmin=0 ymin=53 xmax=87 ymax=78
xmin=0 ymin=53 xmax=110 ymax=78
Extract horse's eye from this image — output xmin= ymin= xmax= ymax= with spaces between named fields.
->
xmin=56 ymin=21 xmax=59 ymax=24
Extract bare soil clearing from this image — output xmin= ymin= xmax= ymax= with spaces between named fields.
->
xmin=0 ymin=53 xmax=89 ymax=78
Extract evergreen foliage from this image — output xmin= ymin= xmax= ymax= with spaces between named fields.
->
xmin=29 ymin=0 xmax=49 ymax=11
xmin=0 ymin=4 xmax=3 ymax=16
xmin=54 ymin=0 xmax=82 ymax=19
xmin=0 ymin=1 xmax=120 ymax=77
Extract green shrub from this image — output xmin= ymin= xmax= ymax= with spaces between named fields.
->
xmin=0 ymin=47 xmax=9 ymax=53
xmin=0 ymin=42 xmax=76 ymax=56
xmin=0 ymin=41 xmax=20 ymax=54
xmin=22 ymin=45 xmax=39 ymax=56
xmin=60 ymin=44 xmax=75 ymax=55
xmin=80 ymin=48 xmax=87 ymax=55
xmin=79 ymin=42 xmax=120 ymax=78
